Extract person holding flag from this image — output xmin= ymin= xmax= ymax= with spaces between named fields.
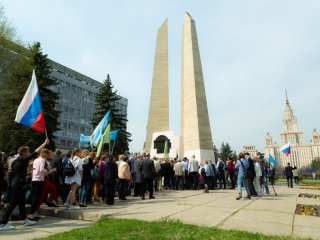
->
xmin=0 ymin=139 xmax=49 ymax=231
xmin=0 ymin=70 xmax=50 ymax=231
xmin=284 ymin=163 xmax=296 ymax=188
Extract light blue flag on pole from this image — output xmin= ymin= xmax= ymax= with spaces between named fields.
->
xmin=79 ymin=134 xmax=91 ymax=144
xmin=110 ymin=130 xmax=119 ymax=141
xmin=268 ymin=154 xmax=279 ymax=165
xmin=90 ymin=110 xmax=111 ymax=146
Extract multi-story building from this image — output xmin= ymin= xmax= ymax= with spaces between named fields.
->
xmin=242 ymin=145 xmax=258 ymax=157
xmin=0 ymin=38 xmax=128 ymax=150
xmin=264 ymin=91 xmax=320 ymax=168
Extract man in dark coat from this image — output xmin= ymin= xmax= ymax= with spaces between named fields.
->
xmin=284 ymin=162 xmax=295 ymax=188
xmin=104 ymin=156 xmax=118 ymax=205
xmin=141 ymin=153 xmax=156 ymax=200
xmin=246 ymin=153 xmax=257 ymax=196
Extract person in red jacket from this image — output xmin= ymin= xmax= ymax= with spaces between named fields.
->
xmin=227 ymin=157 xmax=235 ymax=189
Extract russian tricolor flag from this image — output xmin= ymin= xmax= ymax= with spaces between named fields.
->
xmin=15 ymin=70 xmax=46 ymax=133
xmin=280 ymin=143 xmax=291 ymax=156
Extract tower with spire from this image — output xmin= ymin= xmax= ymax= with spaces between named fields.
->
xmin=264 ymin=91 xmax=320 ymax=168
xmin=280 ymin=90 xmax=304 ymax=146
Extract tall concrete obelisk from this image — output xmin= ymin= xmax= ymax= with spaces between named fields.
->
xmin=180 ymin=12 xmax=214 ymax=162
xmin=144 ymin=19 xmax=169 ymax=153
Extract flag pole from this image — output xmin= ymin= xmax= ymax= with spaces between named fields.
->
xmin=45 ymin=129 xmax=48 ymax=139
xmin=111 ymin=139 xmax=117 ymax=155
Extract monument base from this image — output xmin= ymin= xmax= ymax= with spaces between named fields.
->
xmin=150 ymin=131 xmax=180 ymax=159
xmin=184 ymin=149 xmax=215 ymax=164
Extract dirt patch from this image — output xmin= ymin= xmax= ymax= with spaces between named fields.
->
xmin=298 ymin=193 xmax=320 ymax=199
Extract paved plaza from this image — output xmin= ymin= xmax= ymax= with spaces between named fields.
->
xmin=0 ymin=185 xmax=319 ymax=240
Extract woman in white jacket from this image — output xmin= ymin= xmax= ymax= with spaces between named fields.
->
xmin=253 ymin=157 xmax=263 ymax=197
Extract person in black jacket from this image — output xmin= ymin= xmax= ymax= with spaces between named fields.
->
xmin=161 ymin=159 xmax=172 ymax=190
xmin=0 ymin=139 xmax=49 ymax=231
xmin=141 ymin=153 xmax=156 ymax=200
xmin=104 ymin=156 xmax=118 ymax=205
xmin=245 ymin=153 xmax=257 ymax=196
xmin=79 ymin=149 xmax=94 ymax=207
xmin=284 ymin=163 xmax=296 ymax=188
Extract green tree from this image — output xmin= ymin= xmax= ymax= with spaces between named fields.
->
xmin=220 ymin=142 xmax=233 ymax=161
xmin=231 ymin=151 xmax=237 ymax=161
xmin=0 ymin=4 xmax=21 ymax=43
xmin=311 ymin=158 xmax=320 ymax=173
xmin=213 ymin=144 xmax=219 ymax=162
xmin=0 ymin=42 xmax=60 ymax=153
xmin=91 ymin=74 xmax=131 ymax=155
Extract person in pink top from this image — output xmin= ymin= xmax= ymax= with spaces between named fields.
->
xmin=29 ymin=149 xmax=50 ymax=219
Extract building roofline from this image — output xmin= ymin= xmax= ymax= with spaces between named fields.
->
xmin=0 ymin=37 xmax=128 ymax=101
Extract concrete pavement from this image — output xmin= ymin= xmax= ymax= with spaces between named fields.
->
xmin=1 ymin=185 xmax=319 ymax=239
xmin=0 ymin=216 xmax=92 ymax=240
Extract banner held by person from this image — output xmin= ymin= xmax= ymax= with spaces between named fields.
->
xmin=96 ymin=123 xmax=111 ymax=157
xmin=110 ymin=130 xmax=119 ymax=154
xmin=268 ymin=154 xmax=279 ymax=165
xmin=15 ymin=69 xmax=46 ymax=135
xmin=80 ymin=134 xmax=91 ymax=144
xmin=90 ymin=110 xmax=111 ymax=146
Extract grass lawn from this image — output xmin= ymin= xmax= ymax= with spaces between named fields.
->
xmin=39 ymin=218 xmax=303 ymax=240
xmin=301 ymin=180 xmax=320 ymax=187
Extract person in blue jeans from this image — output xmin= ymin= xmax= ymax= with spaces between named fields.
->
xmin=79 ymin=149 xmax=94 ymax=207
xmin=235 ymin=153 xmax=251 ymax=200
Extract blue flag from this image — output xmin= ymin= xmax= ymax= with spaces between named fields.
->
xmin=80 ymin=134 xmax=91 ymax=144
xmin=90 ymin=110 xmax=111 ymax=146
xmin=110 ymin=130 xmax=119 ymax=141
xmin=268 ymin=154 xmax=279 ymax=165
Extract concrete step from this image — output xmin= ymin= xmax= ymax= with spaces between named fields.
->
xmin=39 ymin=207 xmax=100 ymax=221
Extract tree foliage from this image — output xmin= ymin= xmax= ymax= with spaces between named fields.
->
xmin=91 ymin=74 xmax=131 ymax=155
xmin=0 ymin=42 xmax=60 ymax=153
xmin=0 ymin=4 xmax=21 ymax=43
xmin=311 ymin=158 xmax=320 ymax=173
xmin=220 ymin=142 xmax=233 ymax=161
xmin=213 ymin=144 xmax=219 ymax=162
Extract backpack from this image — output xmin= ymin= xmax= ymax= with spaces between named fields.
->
xmin=218 ymin=161 xmax=224 ymax=171
xmin=200 ymin=167 xmax=206 ymax=177
xmin=91 ymin=165 xmax=99 ymax=180
xmin=63 ymin=158 xmax=76 ymax=177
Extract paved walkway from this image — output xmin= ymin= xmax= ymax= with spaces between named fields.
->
xmin=1 ymin=185 xmax=319 ymax=239
xmin=0 ymin=216 xmax=92 ymax=240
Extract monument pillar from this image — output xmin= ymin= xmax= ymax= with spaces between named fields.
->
xmin=144 ymin=19 xmax=169 ymax=153
xmin=180 ymin=12 xmax=214 ymax=162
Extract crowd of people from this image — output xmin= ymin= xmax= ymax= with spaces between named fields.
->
xmin=0 ymin=140 xmax=298 ymax=231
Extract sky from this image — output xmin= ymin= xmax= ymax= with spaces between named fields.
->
xmin=2 ymin=0 xmax=320 ymax=153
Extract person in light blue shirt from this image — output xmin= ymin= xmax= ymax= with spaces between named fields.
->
xmin=235 ymin=153 xmax=251 ymax=200
xmin=183 ymin=158 xmax=189 ymax=189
